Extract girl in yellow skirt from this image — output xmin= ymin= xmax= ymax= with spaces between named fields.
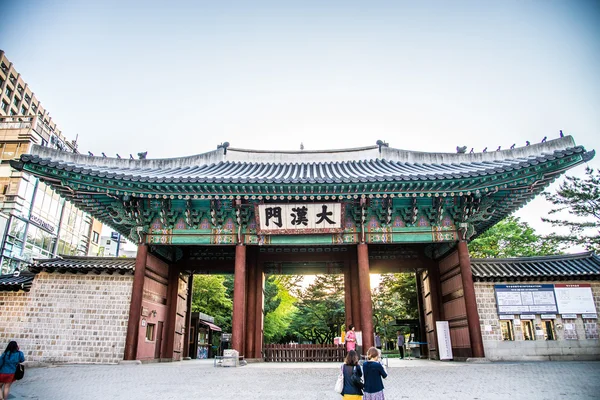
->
xmin=341 ymin=350 xmax=363 ymax=399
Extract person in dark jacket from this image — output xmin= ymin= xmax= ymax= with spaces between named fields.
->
xmin=362 ymin=347 xmax=388 ymax=400
xmin=341 ymin=349 xmax=363 ymax=399
xmin=0 ymin=341 xmax=25 ymax=400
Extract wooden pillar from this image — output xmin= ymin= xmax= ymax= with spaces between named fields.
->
xmin=124 ymin=244 xmax=148 ymax=360
xmin=415 ymin=270 xmax=427 ymax=353
xmin=245 ymin=250 xmax=257 ymax=358
xmin=183 ymin=273 xmax=194 ymax=358
xmin=357 ymin=243 xmax=374 ymax=352
xmin=343 ymin=261 xmax=353 ymax=330
xmin=457 ymin=240 xmax=485 ymax=358
xmin=164 ymin=264 xmax=180 ymax=360
xmin=350 ymin=260 xmax=361 ymax=331
xmin=253 ymin=261 xmax=264 ymax=359
xmin=231 ymin=244 xmax=247 ymax=354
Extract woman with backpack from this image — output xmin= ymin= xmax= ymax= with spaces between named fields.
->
xmin=362 ymin=347 xmax=388 ymax=400
xmin=0 ymin=341 xmax=25 ymax=400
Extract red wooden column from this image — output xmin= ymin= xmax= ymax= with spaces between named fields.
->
xmin=124 ymin=244 xmax=148 ymax=360
xmin=253 ymin=261 xmax=264 ymax=359
xmin=343 ymin=261 xmax=353 ymax=330
xmin=425 ymin=259 xmax=443 ymax=359
xmin=245 ymin=250 xmax=257 ymax=358
xmin=164 ymin=264 xmax=180 ymax=360
xmin=231 ymin=244 xmax=247 ymax=354
xmin=357 ymin=243 xmax=374 ymax=352
xmin=457 ymin=240 xmax=485 ymax=358
xmin=350 ymin=260 xmax=361 ymax=331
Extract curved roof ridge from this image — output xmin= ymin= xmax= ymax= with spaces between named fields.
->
xmin=470 ymin=251 xmax=595 ymax=263
xmin=24 ymin=136 xmax=582 ymax=169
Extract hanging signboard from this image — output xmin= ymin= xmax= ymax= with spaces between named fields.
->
xmin=554 ymin=284 xmax=598 ymax=314
xmin=494 ymin=284 xmax=558 ymax=315
xmin=436 ymin=321 xmax=453 ymax=360
xmin=256 ymin=203 xmax=344 ymax=234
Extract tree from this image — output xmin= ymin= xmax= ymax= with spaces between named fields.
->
xmin=263 ymin=275 xmax=298 ymax=343
xmin=543 ymin=167 xmax=600 ymax=252
xmin=191 ymin=275 xmax=233 ymax=332
xmin=468 ymin=216 xmax=561 ymax=258
xmin=289 ymin=274 xmax=345 ymax=344
xmin=373 ymin=273 xmax=417 ymax=347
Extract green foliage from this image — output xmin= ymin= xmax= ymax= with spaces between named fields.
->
xmin=468 ymin=216 xmax=561 ymax=258
xmin=289 ymin=274 xmax=345 ymax=344
xmin=191 ymin=275 xmax=233 ymax=332
xmin=263 ymin=276 xmax=298 ymax=343
xmin=543 ymin=167 xmax=600 ymax=251
xmin=373 ymin=273 xmax=417 ymax=345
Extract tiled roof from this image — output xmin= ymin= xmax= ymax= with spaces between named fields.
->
xmin=0 ymin=273 xmax=35 ymax=292
xmin=471 ymin=252 xmax=600 ymax=282
xmin=28 ymin=256 xmax=135 ymax=274
xmin=14 ymin=142 xmax=592 ymax=185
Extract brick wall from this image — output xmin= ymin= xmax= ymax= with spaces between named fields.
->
xmin=0 ymin=272 xmax=133 ymax=364
xmin=475 ymin=281 xmax=600 ymax=361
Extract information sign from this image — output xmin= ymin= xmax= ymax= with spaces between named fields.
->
xmin=582 ymin=313 xmax=598 ymax=319
xmin=436 ymin=321 xmax=453 ymax=360
xmin=561 ymin=314 xmax=577 ymax=319
xmin=554 ymin=284 xmax=597 ymax=314
xmin=494 ymin=284 xmax=557 ymax=315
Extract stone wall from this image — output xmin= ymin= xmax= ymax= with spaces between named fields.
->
xmin=475 ymin=281 xmax=600 ymax=361
xmin=0 ymin=272 xmax=133 ymax=364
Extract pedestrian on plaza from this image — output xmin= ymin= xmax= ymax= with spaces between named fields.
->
xmin=341 ymin=349 xmax=363 ymax=399
xmin=0 ymin=341 xmax=25 ymax=400
xmin=346 ymin=324 xmax=357 ymax=353
xmin=362 ymin=347 xmax=388 ymax=400
xmin=374 ymin=332 xmax=381 ymax=351
xmin=396 ymin=331 xmax=405 ymax=359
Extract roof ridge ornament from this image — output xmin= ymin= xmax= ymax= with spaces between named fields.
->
xmin=376 ymin=140 xmax=389 ymax=154
xmin=217 ymin=141 xmax=230 ymax=155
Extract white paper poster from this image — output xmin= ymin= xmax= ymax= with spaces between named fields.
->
xmin=436 ymin=321 xmax=453 ymax=360
xmin=554 ymin=284 xmax=597 ymax=314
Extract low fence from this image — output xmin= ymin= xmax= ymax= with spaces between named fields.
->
xmin=264 ymin=344 xmax=345 ymax=362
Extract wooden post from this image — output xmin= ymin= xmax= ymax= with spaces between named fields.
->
xmin=245 ymin=250 xmax=256 ymax=358
xmin=357 ymin=243 xmax=374 ymax=352
xmin=231 ymin=244 xmax=247 ymax=354
xmin=124 ymin=244 xmax=147 ymax=360
xmin=457 ymin=240 xmax=485 ymax=358
xmin=182 ymin=273 xmax=194 ymax=358
xmin=164 ymin=264 xmax=180 ymax=360
xmin=254 ymin=261 xmax=264 ymax=359
xmin=343 ymin=260 xmax=353 ymax=330
xmin=350 ymin=260 xmax=361 ymax=331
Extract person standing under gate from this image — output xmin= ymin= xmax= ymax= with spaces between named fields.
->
xmin=396 ymin=331 xmax=405 ymax=359
xmin=346 ymin=324 xmax=357 ymax=353
xmin=0 ymin=341 xmax=25 ymax=400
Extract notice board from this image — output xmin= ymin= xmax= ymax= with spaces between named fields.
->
xmin=554 ymin=284 xmax=597 ymax=314
xmin=494 ymin=284 xmax=558 ymax=315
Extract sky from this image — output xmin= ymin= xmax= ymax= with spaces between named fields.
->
xmin=1 ymin=0 xmax=599 ymax=246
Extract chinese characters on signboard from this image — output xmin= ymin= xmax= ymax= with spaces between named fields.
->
xmin=256 ymin=203 xmax=343 ymax=234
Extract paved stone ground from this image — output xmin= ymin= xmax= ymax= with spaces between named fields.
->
xmin=8 ymin=359 xmax=600 ymax=400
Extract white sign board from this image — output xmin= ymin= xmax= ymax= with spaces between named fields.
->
xmin=256 ymin=203 xmax=343 ymax=234
xmin=554 ymin=284 xmax=597 ymax=314
xmin=436 ymin=321 xmax=453 ymax=360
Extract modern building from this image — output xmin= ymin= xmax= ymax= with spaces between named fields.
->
xmin=98 ymin=232 xmax=137 ymax=257
xmin=0 ymin=50 xmax=102 ymax=274
xmin=3 ymin=135 xmax=594 ymax=364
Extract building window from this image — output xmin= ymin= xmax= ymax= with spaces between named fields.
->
xmin=1 ymin=101 xmax=8 ymax=112
xmin=92 ymin=231 xmax=100 ymax=244
xmin=24 ymin=94 xmax=31 ymax=103
xmin=542 ymin=320 xmax=556 ymax=340
xmin=500 ymin=320 xmax=514 ymax=341
xmin=9 ymin=74 xmax=16 ymax=84
xmin=17 ymin=85 xmax=23 ymax=93
xmin=20 ymin=106 xmax=27 ymax=115
xmin=12 ymin=97 xmax=19 ymax=107
xmin=146 ymin=323 xmax=155 ymax=341
xmin=0 ymin=76 xmax=4 ymax=87
xmin=522 ymin=320 xmax=535 ymax=340
xmin=0 ymin=62 xmax=7 ymax=72
xmin=31 ymin=103 xmax=37 ymax=112
xmin=5 ymin=87 xmax=12 ymax=97
xmin=9 ymin=108 xmax=16 ymax=116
